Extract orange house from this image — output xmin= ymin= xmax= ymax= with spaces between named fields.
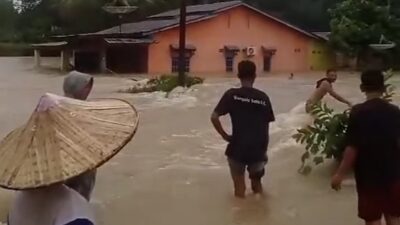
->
xmin=55 ymin=1 xmax=334 ymax=74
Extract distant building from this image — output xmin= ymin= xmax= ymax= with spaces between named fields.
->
xmin=33 ymin=1 xmax=336 ymax=74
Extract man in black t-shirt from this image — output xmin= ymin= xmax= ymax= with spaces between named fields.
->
xmin=211 ymin=60 xmax=275 ymax=198
xmin=331 ymin=70 xmax=400 ymax=225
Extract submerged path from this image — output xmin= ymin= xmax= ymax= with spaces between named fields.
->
xmin=0 ymin=57 xmax=374 ymax=225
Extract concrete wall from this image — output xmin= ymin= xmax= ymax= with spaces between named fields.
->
xmin=308 ymin=40 xmax=336 ymax=71
xmin=148 ymin=6 xmax=319 ymax=75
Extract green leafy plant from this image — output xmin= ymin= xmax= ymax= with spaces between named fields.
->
xmin=293 ymin=70 xmax=396 ymax=175
xmin=150 ymin=75 xmax=203 ymax=93
xmin=122 ymin=74 xmax=204 ymax=95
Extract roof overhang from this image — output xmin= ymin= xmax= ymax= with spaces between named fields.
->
xmin=54 ymin=14 xmax=216 ymax=39
xmin=31 ymin=41 xmax=68 ymax=50
xmin=262 ymin=46 xmax=277 ymax=55
xmin=170 ymin=44 xmax=197 ymax=51
xmin=104 ymin=38 xmax=154 ymax=45
xmin=312 ymin=32 xmax=330 ymax=41
xmin=223 ymin=45 xmax=240 ymax=51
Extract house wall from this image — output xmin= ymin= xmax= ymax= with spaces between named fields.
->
xmin=106 ymin=45 xmax=149 ymax=73
xmin=72 ymin=38 xmax=107 ymax=73
xmin=148 ymin=6 xmax=325 ymax=75
xmin=308 ymin=40 xmax=336 ymax=71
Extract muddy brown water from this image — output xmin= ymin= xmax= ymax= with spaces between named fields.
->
xmin=2 ymin=57 xmax=399 ymax=225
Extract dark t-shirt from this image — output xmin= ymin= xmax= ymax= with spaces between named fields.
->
xmin=345 ymin=98 xmax=400 ymax=188
xmin=214 ymin=87 xmax=275 ymax=164
xmin=66 ymin=219 xmax=94 ymax=225
xmin=9 ymin=218 xmax=94 ymax=225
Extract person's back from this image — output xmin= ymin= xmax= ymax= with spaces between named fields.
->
xmin=332 ymin=70 xmax=400 ymax=225
xmin=9 ymin=185 xmax=94 ymax=225
xmin=211 ymin=60 xmax=274 ymax=198
xmin=348 ymin=98 xmax=400 ymax=187
xmin=222 ymin=87 xmax=272 ymax=163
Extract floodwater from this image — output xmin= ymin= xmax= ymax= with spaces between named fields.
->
xmin=1 ymin=57 xmax=399 ymax=225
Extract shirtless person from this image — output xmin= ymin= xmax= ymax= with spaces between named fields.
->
xmin=306 ymin=69 xmax=352 ymax=113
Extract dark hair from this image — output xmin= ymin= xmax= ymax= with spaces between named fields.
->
xmin=238 ymin=60 xmax=256 ymax=80
xmin=361 ymin=70 xmax=385 ymax=92
xmin=326 ymin=68 xmax=337 ymax=74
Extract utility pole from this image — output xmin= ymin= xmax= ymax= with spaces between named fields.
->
xmin=178 ymin=0 xmax=187 ymax=86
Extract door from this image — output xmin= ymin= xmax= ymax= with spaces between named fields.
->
xmin=75 ymin=52 xmax=101 ymax=73
xmin=263 ymin=55 xmax=272 ymax=72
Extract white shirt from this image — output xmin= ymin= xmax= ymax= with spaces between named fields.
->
xmin=8 ymin=185 xmax=95 ymax=225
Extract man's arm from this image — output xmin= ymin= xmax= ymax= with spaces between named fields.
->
xmin=266 ymin=97 xmax=275 ymax=123
xmin=211 ymin=91 xmax=232 ymax=142
xmin=331 ymin=146 xmax=357 ymax=191
xmin=331 ymin=108 xmax=359 ymax=191
xmin=322 ymin=82 xmax=352 ymax=106
xmin=211 ymin=112 xmax=231 ymax=142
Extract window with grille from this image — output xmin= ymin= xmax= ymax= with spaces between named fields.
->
xmin=264 ymin=55 xmax=272 ymax=72
xmin=172 ymin=57 xmax=190 ymax=73
xmin=225 ymin=56 xmax=234 ymax=72
xmin=172 ymin=57 xmax=179 ymax=72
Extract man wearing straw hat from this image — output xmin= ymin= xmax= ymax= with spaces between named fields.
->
xmin=1 ymin=93 xmax=139 ymax=225
xmin=63 ymin=71 xmax=96 ymax=201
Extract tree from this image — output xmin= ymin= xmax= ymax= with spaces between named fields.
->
xmin=14 ymin=0 xmax=116 ymax=42
xmin=54 ymin=0 xmax=115 ymax=34
xmin=0 ymin=0 xmax=18 ymax=42
xmin=15 ymin=0 xmax=41 ymax=12
xmin=329 ymin=0 xmax=400 ymax=57
xmin=244 ymin=0 xmax=339 ymax=31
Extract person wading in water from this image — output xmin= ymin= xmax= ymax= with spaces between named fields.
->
xmin=331 ymin=70 xmax=400 ymax=225
xmin=306 ymin=69 xmax=352 ymax=113
xmin=211 ymin=60 xmax=275 ymax=198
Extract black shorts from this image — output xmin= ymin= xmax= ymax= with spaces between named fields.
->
xmin=227 ymin=158 xmax=266 ymax=179
xmin=357 ymin=182 xmax=400 ymax=221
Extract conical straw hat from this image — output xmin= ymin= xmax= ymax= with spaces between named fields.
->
xmin=0 ymin=93 xmax=139 ymax=190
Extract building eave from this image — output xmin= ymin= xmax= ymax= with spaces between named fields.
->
xmin=142 ymin=14 xmax=217 ymax=36
xmin=237 ymin=3 xmax=319 ymax=40
xmin=312 ymin=32 xmax=330 ymax=41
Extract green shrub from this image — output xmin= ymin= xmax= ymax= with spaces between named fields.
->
xmin=293 ymin=70 xmax=396 ymax=175
xmin=122 ymin=85 xmax=157 ymax=94
xmin=122 ymin=74 xmax=204 ymax=94
xmin=153 ymin=75 xmax=179 ymax=93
